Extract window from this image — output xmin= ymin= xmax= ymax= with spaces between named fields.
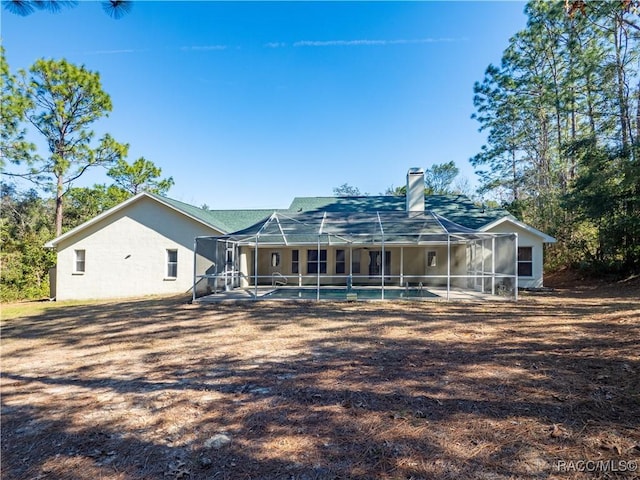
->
xmin=518 ymin=247 xmax=533 ymax=277
xmin=427 ymin=251 xmax=437 ymax=267
xmin=167 ymin=249 xmax=178 ymax=278
xmin=352 ymin=249 xmax=361 ymax=274
xmin=307 ymin=249 xmax=327 ymax=274
xmin=335 ymin=249 xmax=346 ymax=274
xmin=74 ymin=249 xmax=85 ymax=273
xmin=291 ymin=250 xmax=299 ymax=274
xmin=271 ymin=252 xmax=280 ymax=267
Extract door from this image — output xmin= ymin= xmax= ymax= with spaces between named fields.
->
xmin=369 ymin=251 xmax=391 ymax=277
xmin=270 ymin=251 xmax=281 ymax=273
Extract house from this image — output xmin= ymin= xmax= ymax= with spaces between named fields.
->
xmin=45 ymin=169 xmax=555 ymax=301
xmin=44 ymin=194 xmax=275 ymax=300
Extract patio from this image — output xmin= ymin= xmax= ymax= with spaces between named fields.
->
xmin=194 ymin=210 xmax=519 ymax=302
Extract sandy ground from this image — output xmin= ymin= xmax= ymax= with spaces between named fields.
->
xmin=1 ymin=279 xmax=639 ymax=479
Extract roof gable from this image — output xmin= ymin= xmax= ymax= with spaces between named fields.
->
xmin=45 ymin=193 xmax=225 ymax=248
xmin=479 ymin=216 xmax=557 ymax=243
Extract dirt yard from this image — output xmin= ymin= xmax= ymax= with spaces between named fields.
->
xmin=2 ymin=279 xmax=639 ymax=479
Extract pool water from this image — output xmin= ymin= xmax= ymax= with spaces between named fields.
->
xmin=263 ymin=287 xmax=438 ymax=300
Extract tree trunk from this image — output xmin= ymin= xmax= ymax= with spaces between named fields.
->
xmin=636 ymin=80 xmax=640 ymax=154
xmin=614 ymin=12 xmax=631 ymax=151
xmin=55 ymin=174 xmax=64 ymax=237
xmin=511 ymin=147 xmax=518 ymax=201
xmin=585 ymin=70 xmax=597 ymax=138
xmin=509 ymin=120 xmax=519 ymax=202
xmin=568 ymin=18 xmax=577 ymax=183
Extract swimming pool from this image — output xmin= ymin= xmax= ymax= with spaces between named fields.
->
xmin=262 ymin=287 xmax=438 ymax=300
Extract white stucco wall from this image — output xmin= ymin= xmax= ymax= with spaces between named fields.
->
xmin=484 ymin=221 xmax=546 ymax=288
xmin=54 ymin=196 xmax=220 ymax=300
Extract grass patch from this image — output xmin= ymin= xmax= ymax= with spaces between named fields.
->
xmin=1 ymin=299 xmax=99 ymax=321
xmin=1 ymin=294 xmax=189 ymax=321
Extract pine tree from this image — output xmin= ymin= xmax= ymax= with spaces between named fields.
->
xmin=22 ymin=58 xmax=128 ymax=236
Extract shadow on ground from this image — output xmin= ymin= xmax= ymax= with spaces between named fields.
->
xmin=2 ymin=288 xmax=639 ymax=479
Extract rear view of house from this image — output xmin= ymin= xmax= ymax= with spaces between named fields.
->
xmin=46 ymin=169 xmax=555 ymax=301
xmin=194 ymin=169 xmax=555 ymax=301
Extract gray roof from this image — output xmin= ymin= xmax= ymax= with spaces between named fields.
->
xmin=222 ymin=210 xmax=483 ymax=246
xmin=46 ymin=190 xmax=548 ymax=250
xmin=152 ymin=193 xmax=511 ymax=234
xmin=287 ymin=195 xmax=511 ymax=230
xmin=149 ymin=194 xmax=281 ymax=233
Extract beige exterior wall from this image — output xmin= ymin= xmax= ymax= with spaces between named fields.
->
xmin=238 ymin=224 xmax=545 ymax=291
xmin=484 ymin=221 xmax=546 ymax=288
xmin=242 ymin=244 xmax=469 ymax=287
xmin=54 ymin=196 xmax=219 ymax=300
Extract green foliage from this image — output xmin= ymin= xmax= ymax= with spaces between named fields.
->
xmin=501 ymin=198 xmax=528 ymax=221
xmin=0 ymin=47 xmax=37 ymax=171
xmin=384 ymin=168 xmax=469 ymax=197
xmin=565 ymin=144 xmax=640 ymax=270
xmin=28 ymin=58 xmax=113 ymax=133
xmin=3 ymin=1 xmax=132 ymax=19
xmin=0 ymin=183 xmax=55 ymax=301
xmin=107 ymin=157 xmax=174 ymax=195
xmin=471 ymin=0 xmax=640 ymax=275
xmin=471 ymin=63 xmax=527 ymax=201
xmin=383 ymin=185 xmax=406 ymax=196
xmin=0 ymin=56 xmax=169 ymax=300
xmin=23 ymin=58 xmax=128 ymax=235
xmin=424 ymin=161 xmax=460 ymax=195
xmin=63 ymin=184 xmax=130 ymax=231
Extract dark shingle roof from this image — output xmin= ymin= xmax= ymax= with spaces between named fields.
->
xmin=200 ymin=209 xmax=278 ymax=233
xmin=149 ymin=194 xmax=279 ymax=233
xmin=288 ymin=195 xmax=510 ymax=230
xmin=288 ymin=196 xmax=406 ymax=213
xmin=46 ymin=192 xmax=516 ymax=249
xmin=151 ymin=193 xmax=511 ymax=234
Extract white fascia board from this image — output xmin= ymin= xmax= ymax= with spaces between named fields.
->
xmin=479 ymin=216 xmax=557 ymax=243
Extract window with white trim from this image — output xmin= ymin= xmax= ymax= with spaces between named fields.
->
xmin=167 ymin=249 xmax=178 ymax=278
xmin=74 ymin=249 xmax=85 ymax=273
xmin=307 ymin=249 xmax=327 ymax=274
xmin=518 ymin=247 xmax=533 ymax=277
xmin=427 ymin=251 xmax=437 ymax=267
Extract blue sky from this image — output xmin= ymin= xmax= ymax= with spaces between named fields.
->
xmin=3 ymin=1 xmax=527 ymax=209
